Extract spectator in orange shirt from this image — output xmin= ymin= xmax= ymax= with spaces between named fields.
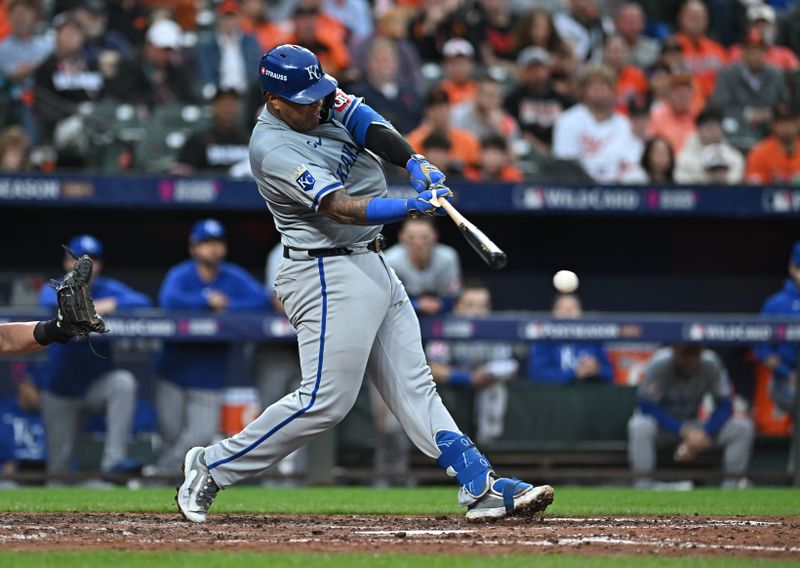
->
xmin=603 ymin=35 xmax=648 ymax=115
xmin=673 ymin=0 xmax=727 ymax=99
xmin=746 ymin=108 xmax=800 ymax=184
xmin=239 ymin=0 xmax=291 ymax=52
xmin=650 ymin=72 xmax=698 ymax=154
xmin=465 ymin=134 xmax=524 ymax=182
xmin=439 ymin=38 xmax=477 ymax=106
xmin=407 ymin=88 xmax=481 ymax=170
xmin=284 ymin=2 xmax=349 ymax=76
xmin=729 ymin=4 xmax=799 ymax=72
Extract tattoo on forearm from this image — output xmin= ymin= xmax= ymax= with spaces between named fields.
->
xmin=319 ymin=190 xmax=374 ymax=225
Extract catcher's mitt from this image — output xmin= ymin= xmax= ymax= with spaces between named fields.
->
xmin=53 ymin=245 xmax=108 ymax=340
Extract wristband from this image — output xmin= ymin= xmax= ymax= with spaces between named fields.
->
xmin=449 ymin=370 xmax=471 ymax=385
xmin=365 ymin=197 xmax=409 ymax=224
xmin=33 ymin=318 xmax=71 ymax=346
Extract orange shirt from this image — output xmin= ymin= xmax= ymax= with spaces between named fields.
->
xmin=649 ymin=102 xmax=697 ymax=154
xmin=0 ymin=3 xmax=9 ymax=42
xmin=439 ymin=79 xmax=477 ymax=107
xmin=745 ymin=136 xmax=800 ymax=183
xmin=406 ymin=124 xmax=481 ymax=167
xmin=465 ymin=164 xmax=524 ymax=182
xmin=674 ymin=33 xmax=728 ymax=98
xmin=240 ymin=19 xmax=291 ymax=52
xmin=615 ymin=65 xmax=648 ymax=114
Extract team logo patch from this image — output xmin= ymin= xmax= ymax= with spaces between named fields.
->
xmin=293 ymin=165 xmax=316 ymax=191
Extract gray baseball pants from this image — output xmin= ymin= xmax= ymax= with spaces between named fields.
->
xmin=155 ymin=379 xmax=222 ymax=473
xmin=42 ymin=369 xmax=136 ymax=474
xmin=204 ymin=250 xmax=460 ymax=487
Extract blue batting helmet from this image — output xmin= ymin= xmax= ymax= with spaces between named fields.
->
xmin=258 ymin=44 xmax=338 ymax=104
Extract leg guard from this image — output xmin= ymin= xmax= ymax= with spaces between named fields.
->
xmin=435 ymin=431 xmax=493 ymax=506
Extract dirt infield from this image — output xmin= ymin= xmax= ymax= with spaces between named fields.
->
xmin=1 ymin=513 xmax=799 ymax=558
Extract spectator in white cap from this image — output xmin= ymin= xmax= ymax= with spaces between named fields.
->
xmin=675 ymin=107 xmax=745 ymax=184
xmin=728 ymin=3 xmax=799 ymax=72
xmin=102 ymin=19 xmax=197 ymax=106
xmin=439 ymin=38 xmax=477 ymax=106
xmin=701 ymin=143 xmax=737 ymax=184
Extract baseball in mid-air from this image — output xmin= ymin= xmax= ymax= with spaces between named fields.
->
xmin=553 ymin=270 xmax=579 ymax=293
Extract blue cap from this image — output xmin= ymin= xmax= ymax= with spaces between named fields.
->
xmin=190 ymin=219 xmax=226 ymax=244
xmin=67 ymin=234 xmax=103 ymax=258
xmin=792 ymin=241 xmax=800 ymax=266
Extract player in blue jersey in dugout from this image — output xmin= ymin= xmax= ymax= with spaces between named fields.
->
xmin=149 ymin=219 xmax=269 ymax=476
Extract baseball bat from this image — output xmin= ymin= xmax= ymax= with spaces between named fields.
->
xmin=433 ymin=196 xmax=508 ymax=270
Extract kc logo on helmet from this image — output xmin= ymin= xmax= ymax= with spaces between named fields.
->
xmin=305 ymin=65 xmax=321 ymax=80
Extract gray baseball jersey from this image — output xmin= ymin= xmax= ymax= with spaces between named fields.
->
xmin=638 ymin=347 xmax=732 ymax=422
xmin=383 ymin=243 xmax=462 ymax=297
xmin=202 ymin=91 xmax=462 ymax=489
xmin=249 ymin=105 xmax=385 ymax=249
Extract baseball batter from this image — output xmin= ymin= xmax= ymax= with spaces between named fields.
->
xmin=177 ymin=44 xmax=554 ymax=522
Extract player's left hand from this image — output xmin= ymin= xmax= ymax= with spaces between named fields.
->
xmin=406 ymin=154 xmax=446 ymax=194
xmin=54 ymin=246 xmax=108 ymax=339
xmin=408 ymin=186 xmax=453 ymax=217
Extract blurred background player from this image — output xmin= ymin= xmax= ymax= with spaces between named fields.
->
xmin=529 ymin=294 xmax=613 ymax=384
xmin=151 ymin=219 xmax=268 ymax=476
xmin=426 ymin=281 xmax=519 ymax=444
xmin=0 ymin=377 xmax=45 ymax=484
xmin=628 ymin=344 xmax=755 ymax=488
xmin=755 ymin=242 xmax=800 ymax=422
xmin=38 ymin=234 xmax=151 ymax=478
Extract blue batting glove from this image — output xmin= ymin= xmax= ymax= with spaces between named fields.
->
xmin=406 ymin=154 xmax=446 ymax=194
xmin=406 ymin=186 xmax=453 ymax=217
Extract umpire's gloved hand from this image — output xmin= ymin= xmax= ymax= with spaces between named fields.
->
xmin=407 ymin=186 xmax=452 ymax=218
xmin=406 ymin=154 xmax=446 ymax=193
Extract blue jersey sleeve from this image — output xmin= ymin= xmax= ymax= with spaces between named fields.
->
xmin=638 ymin=399 xmax=683 ymax=436
xmin=224 ymin=265 xmax=270 ymax=311
xmin=99 ymin=278 xmax=152 ymax=308
xmin=327 ymin=89 xmax=395 ymax=147
xmin=754 ymin=293 xmax=785 ymax=362
xmin=38 ymin=284 xmax=57 ymax=309
xmin=159 ymin=266 xmax=208 ymax=310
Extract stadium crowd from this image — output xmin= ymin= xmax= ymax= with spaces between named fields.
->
xmin=0 ymin=0 xmax=798 ymax=183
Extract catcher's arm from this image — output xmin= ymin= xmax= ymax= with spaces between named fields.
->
xmin=0 ymin=322 xmax=47 ymax=354
xmin=33 ymin=247 xmax=108 ymax=349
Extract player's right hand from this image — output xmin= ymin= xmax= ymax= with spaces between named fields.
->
xmin=407 ymin=186 xmax=453 ymax=217
xmin=406 ymin=154 xmax=446 ymax=193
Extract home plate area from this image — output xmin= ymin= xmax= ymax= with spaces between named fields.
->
xmin=0 ymin=513 xmax=798 ymax=559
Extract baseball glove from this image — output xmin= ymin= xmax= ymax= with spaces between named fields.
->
xmin=53 ymin=245 xmax=108 ymax=339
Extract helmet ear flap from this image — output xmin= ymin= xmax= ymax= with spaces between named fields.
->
xmin=320 ymin=90 xmax=336 ymax=122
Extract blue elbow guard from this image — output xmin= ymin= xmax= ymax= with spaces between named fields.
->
xmin=347 ymin=102 xmax=392 ymax=146
xmin=365 ymin=197 xmax=408 ymax=224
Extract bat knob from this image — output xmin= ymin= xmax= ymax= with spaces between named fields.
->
xmin=489 ymin=252 xmax=508 ymax=270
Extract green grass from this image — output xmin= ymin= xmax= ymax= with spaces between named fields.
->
xmin=0 ymin=486 xmax=798 ymax=516
xmin=0 ymin=552 xmax=795 ymax=568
